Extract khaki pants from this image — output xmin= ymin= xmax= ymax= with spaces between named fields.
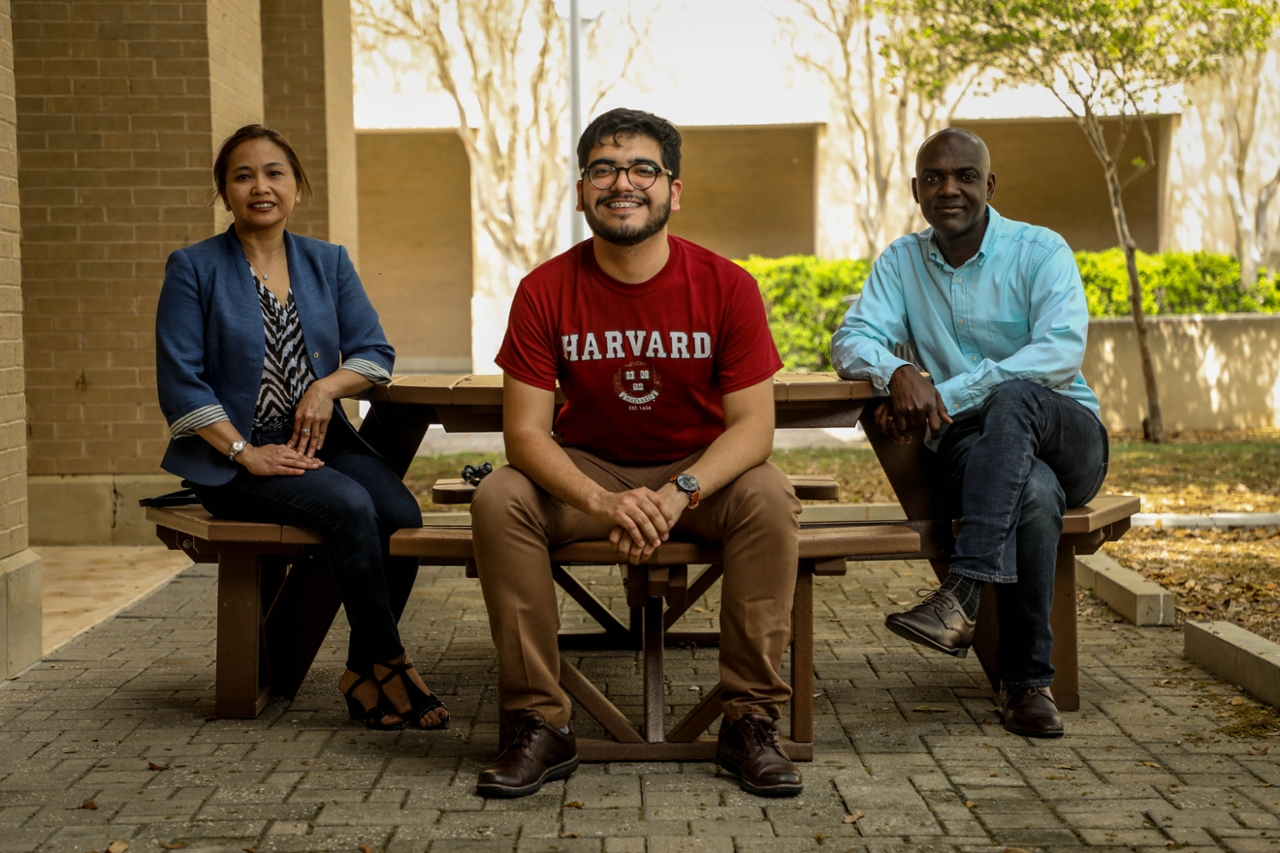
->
xmin=470 ymin=448 xmax=802 ymax=729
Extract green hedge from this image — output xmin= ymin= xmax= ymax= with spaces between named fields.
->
xmin=741 ymin=250 xmax=1280 ymax=371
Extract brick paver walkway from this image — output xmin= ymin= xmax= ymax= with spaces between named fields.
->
xmin=1 ymin=556 xmax=1276 ymax=853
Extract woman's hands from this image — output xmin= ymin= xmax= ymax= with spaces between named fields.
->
xmin=237 ymin=443 xmax=323 ymax=476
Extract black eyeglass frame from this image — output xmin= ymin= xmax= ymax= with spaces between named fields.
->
xmin=580 ymin=161 xmax=674 ymax=191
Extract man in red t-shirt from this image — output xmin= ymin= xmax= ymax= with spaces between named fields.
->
xmin=470 ymin=108 xmax=803 ymax=799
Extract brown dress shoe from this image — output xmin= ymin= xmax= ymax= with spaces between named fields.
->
xmin=884 ymin=588 xmax=976 ymax=657
xmin=1000 ymin=686 xmax=1064 ymax=738
xmin=715 ymin=714 xmax=803 ymax=797
xmin=475 ymin=712 xmax=579 ymax=798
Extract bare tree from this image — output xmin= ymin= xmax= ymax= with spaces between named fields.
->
xmin=917 ymin=0 xmax=1278 ymax=443
xmin=352 ymin=0 xmax=642 ymax=371
xmin=784 ymin=0 xmax=976 ymax=255
xmin=1216 ymin=21 xmax=1280 ymax=290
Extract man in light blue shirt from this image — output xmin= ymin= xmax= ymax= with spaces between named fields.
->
xmin=831 ymin=128 xmax=1109 ymax=738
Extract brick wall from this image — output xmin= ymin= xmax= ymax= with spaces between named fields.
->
xmin=0 ymin=0 xmax=25 ymax=559
xmin=14 ymin=0 xmax=262 ymax=480
xmin=261 ymin=0 xmax=358 ymax=261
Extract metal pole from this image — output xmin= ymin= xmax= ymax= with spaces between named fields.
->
xmin=569 ymin=0 xmax=584 ymax=244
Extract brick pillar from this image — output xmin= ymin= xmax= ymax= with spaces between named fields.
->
xmin=14 ymin=0 xmax=262 ymax=545
xmin=0 ymin=0 xmax=40 ymax=678
xmin=261 ymin=0 xmax=358 ymax=264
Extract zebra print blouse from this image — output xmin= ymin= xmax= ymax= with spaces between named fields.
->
xmin=254 ymin=277 xmax=316 ymax=434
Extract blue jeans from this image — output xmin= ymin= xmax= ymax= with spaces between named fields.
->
xmin=928 ymin=380 xmax=1108 ymax=688
xmin=191 ymin=418 xmax=424 ymax=673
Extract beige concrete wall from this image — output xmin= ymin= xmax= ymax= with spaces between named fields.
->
xmin=262 ymin=0 xmax=359 ymax=265
xmin=670 ymin=125 xmax=817 ymax=260
xmin=1085 ymin=315 xmax=1280 ymax=432
xmin=14 ymin=0 xmax=262 ymax=544
xmin=952 ymin=117 xmax=1169 ymax=253
xmin=357 ymin=131 xmax=472 ymax=373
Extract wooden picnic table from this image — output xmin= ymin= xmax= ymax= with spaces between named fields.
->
xmin=148 ymin=372 xmax=1136 ymax=725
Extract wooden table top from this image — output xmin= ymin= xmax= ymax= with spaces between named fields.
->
xmin=368 ymin=372 xmax=878 ymax=407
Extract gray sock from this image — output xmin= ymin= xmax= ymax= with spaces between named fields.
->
xmin=940 ymin=572 xmax=982 ymax=619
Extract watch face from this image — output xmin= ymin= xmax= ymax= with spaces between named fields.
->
xmin=676 ymin=473 xmax=699 ymax=493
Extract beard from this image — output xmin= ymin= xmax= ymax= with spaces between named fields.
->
xmin=582 ymin=192 xmax=673 ymax=247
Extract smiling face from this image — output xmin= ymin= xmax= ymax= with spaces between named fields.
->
xmin=911 ymin=130 xmax=996 ymax=247
xmin=577 ymin=133 xmax=682 ymax=248
xmin=220 ymin=138 xmax=299 ymax=234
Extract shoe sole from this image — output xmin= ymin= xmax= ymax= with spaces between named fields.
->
xmin=883 ymin=615 xmax=970 ymax=658
xmin=1002 ymin=719 xmax=1064 ymax=738
xmin=475 ymin=756 xmax=579 ymax=799
xmin=715 ymin=753 xmax=803 ymax=798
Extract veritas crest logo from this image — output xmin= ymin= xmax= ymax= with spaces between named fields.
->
xmin=613 ymin=360 xmax=661 ymax=405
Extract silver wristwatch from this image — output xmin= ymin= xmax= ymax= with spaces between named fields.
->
xmin=228 ymin=439 xmax=248 ymax=463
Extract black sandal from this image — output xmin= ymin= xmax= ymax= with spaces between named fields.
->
xmin=342 ymin=672 xmax=405 ymax=731
xmin=375 ymin=659 xmax=450 ymax=730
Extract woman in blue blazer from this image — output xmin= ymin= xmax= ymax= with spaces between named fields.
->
xmin=156 ymin=125 xmax=446 ymax=731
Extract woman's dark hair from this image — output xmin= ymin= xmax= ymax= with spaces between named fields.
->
xmin=211 ymin=124 xmax=313 ymax=204
xmin=577 ymin=108 xmax=682 ymax=180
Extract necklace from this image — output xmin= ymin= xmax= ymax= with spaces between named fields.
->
xmin=246 ymin=247 xmax=283 ymax=281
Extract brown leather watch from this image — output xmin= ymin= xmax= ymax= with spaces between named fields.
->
xmin=670 ymin=473 xmax=700 ymax=509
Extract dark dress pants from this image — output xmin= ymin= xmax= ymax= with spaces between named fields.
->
xmin=928 ymin=380 xmax=1109 ymax=688
xmin=191 ymin=417 xmax=424 ymax=673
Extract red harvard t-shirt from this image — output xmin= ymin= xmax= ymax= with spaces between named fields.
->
xmin=497 ymin=236 xmax=782 ymax=464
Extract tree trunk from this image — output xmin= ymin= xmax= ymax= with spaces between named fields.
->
xmin=1097 ymin=151 xmax=1163 ymax=442
xmin=1121 ymin=242 xmax=1164 ymax=442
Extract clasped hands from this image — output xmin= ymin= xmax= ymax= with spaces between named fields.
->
xmin=876 ymin=364 xmax=953 ymax=443
xmin=590 ymin=483 xmax=690 ymax=565
xmin=235 ymin=383 xmax=335 ymax=476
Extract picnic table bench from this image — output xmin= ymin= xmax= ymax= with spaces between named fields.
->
xmin=148 ymin=372 xmax=1137 ymax=755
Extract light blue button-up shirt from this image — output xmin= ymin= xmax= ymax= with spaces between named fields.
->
xmin=831 ymin=207 xmax=1100 ymax=435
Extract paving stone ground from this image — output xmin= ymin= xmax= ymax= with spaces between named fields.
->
xmin=1 ymin=555 xmax=1277 ymax=853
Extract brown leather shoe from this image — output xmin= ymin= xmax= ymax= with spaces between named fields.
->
xmin=475 ymin=712 xmax=579 ymax=798
xmin=1000 ymin=686 xmax=1064 ymax=738
xmin=884 ymin=588 xmax=976 ymax=657
xmin=715 ymin=714 xmax=803 ymax=797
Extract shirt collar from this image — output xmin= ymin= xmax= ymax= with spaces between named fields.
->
xmin=925 ymin=206 xmax=1001 ymax=270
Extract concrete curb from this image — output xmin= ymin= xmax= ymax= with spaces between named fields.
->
xmin=1184 ymin=621 xmax=1280 ymax=709
xmin=1075 ymin=553 xmax=1177 ymax=626
xmin=1132 ymin=511 xmax=1280 ymax=529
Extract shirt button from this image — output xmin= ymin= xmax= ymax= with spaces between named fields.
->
xmin=313 ymin=352 xmax=319 ymax=358
xmin=956 ymin=277 xmax=963 ymax=283
xmin=972 ymin=356 xmax=977 ymax=361
xmin=958 ymin=319 xmax=965 ymax=325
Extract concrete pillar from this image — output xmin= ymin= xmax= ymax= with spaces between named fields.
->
xmin=261 ymin=0 xmax=358 ymax=264
xmin=0 ymin=0 xmax=40 ymax=678
xmin=14 ymin=0 xmax=263 ymax=545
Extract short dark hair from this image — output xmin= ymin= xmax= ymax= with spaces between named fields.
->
xmin=577 ymin=108 xmax=682 ymax=180
xmin=211 ymin=124 xmax=312 ymax=204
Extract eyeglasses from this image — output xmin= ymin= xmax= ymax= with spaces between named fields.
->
xmin=581 ymin=161 xmax=673 ymax=190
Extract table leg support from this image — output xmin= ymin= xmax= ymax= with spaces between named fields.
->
xmin=643 ymin=595 xmax=665 ymax=743
xmin=216 ymin=552 xmax=269 ymax=719
xmin=791 ymin=564 xmax=814 ymax=744
xmin=1050 ymin=542 xmax=1080 ymax=711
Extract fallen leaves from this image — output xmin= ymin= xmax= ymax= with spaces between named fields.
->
xmin=77 ymin=799 xmax=97 ymax=810
xmin=147 ymin=762 xmax=168 ymax=772
xmin=912 ymin=706 xmax=947 ymax=713
xmin=159 ymin=844 xmax=185 ymax=851
xmin=564 ymin=800 xmax=584 ymax=809
xmin=1250 ymin=746 xmax=1270 ymax=756
xmin=843 ymin=809 xmax=865 ymax=824
xmin=358 ymin=846 xmax=375 ymax=853
xmin=107 ymin=842 xmax=128 ymax=853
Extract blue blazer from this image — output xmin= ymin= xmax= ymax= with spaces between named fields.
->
xmin=156 ymin=226 xmax=395 ymax=486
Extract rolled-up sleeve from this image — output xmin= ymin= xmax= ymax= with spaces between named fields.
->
xmin=156 ymin=250 xmax=231 ymax=438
